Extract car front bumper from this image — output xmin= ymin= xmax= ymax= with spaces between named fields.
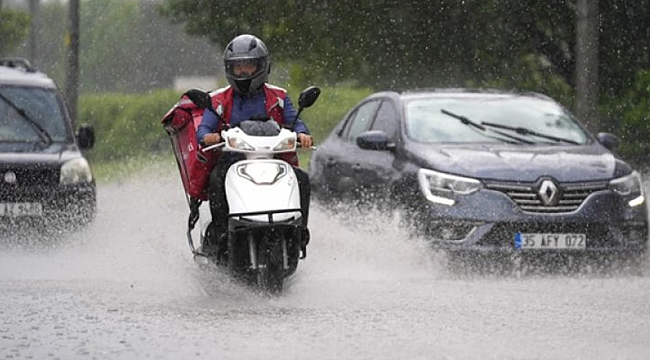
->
xmin=412 ymin=188 xmax=649 ymax=255
xmin=0 ymin=183 xmax=96 ymax=226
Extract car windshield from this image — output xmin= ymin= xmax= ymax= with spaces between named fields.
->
xmin=0 ymin=86 xmax=69 ymax=143
xmin=405 ymin=95 xmax=590 ymax=145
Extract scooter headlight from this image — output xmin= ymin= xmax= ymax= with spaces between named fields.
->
xmin=237 ymin=163 xmax=288 ymax=185
xmin=417 ymin=168 xmax=482 ymax=206
xmin=610 ymin=170 xmax=645 ymax=207
xmin=273 ymin=136 xmax=296 ymax=152
xmin=227 ymin=135 xmax=255 ymax=151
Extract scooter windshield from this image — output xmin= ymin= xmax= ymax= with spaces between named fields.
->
xmin=238 ymin=120 xmax=281 ymax=137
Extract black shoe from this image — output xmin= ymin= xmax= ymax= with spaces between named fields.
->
xmin=213 ymin=232 xmax=228 ymax=264
xmin=216 ymin=232 xmax=227 ymax=248
xmin=301 ymin=228 xmax=310 ymax=248
xmin=299 ymin=228 xmax=310 ymax=259
xmin=200 ymin=238 xmax=218 ymax=256
xmin=200 ymin=223 xmax=222 ymax=256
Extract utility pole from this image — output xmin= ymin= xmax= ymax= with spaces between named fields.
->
xmin=65 ymin=0 xmax=80 ymax=126
xmin=29 ymin=0 xmax=39 ymax=66
xmin=575 ymin=0 xmax=599 ymax=132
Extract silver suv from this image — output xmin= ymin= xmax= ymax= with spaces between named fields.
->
xmin=0 ymin=58 xmax=96 ymax=229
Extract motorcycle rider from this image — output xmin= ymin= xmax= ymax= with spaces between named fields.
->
xmin=196 ymin=34 xmax=313 ymax=255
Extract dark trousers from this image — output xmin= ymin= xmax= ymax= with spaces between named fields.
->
xmin=207 ymin=155 xmax=310 ymax=240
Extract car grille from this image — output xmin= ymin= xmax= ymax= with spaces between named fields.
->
xmin=484 ymin=180 xmax=609 ymax=214
xmin=0 ymin=166 xmax=59 ymax=188
xmin=0 ymin=166 xmax=59 ymax=203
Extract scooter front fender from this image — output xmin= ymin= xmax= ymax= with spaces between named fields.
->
xmin=225 ymin=159 xmax=302 ymax=223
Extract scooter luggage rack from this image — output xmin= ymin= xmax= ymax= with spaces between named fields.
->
xmin=187 ymin=224 xmax=203 ymax=257
xmin=186 ymin=198 xmax=207 ymax=258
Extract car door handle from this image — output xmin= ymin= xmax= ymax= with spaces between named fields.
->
xmin=326 ymin=158 xmax=336 ymax=168
xmin=352 ymin=163 xmax=362 ymax=171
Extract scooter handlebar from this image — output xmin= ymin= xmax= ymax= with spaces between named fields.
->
xmin=202 ymin=142 xmax=225 ymax=152
xmin=297 ymin=141 xmax=317 ymax=150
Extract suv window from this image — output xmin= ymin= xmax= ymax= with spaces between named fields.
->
xmin=0 ymin=87 xmax=69 ymax=143
xmin=342 ymin=100 xmax=379 ymax=143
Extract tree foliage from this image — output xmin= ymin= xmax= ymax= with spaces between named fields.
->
xmin=159 ymin=0 xmax=650 ymax=99
xmin=604 ymin=69 xmax=650 ymax=163
xmin=0 ymin=5 xmax=30 ymax=56
xmin=11 ymin=0 xmax=219 ymax=94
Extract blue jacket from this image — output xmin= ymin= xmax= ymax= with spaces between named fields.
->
xmin=196 ymin=90 xmax=310 ymax=144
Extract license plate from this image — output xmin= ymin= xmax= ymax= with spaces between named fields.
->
xmin=0 ymin=202 xmax=43 ymax=217
xmin=515 ymin=233 xmax=586 ymax=250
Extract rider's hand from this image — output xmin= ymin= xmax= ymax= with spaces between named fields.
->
xmin=297 ymin=133 xmax=313 ymax=148
xmin=202 ymin=133 xmax=221 ymax=146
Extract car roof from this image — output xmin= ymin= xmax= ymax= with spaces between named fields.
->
xmin=0 ymin=58 xmax=57 ymax=89
xmin=370 ymin=88 xmax=555 ymax=102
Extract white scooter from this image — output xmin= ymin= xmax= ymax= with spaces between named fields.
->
xmin=184 ymin=87 xmax=320 ymax=293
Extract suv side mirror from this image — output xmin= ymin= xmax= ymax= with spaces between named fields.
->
xmin=77 ymin=124 xmax=95 ymax=150
xmin=597 ymin=132 xmax=619 ymax=151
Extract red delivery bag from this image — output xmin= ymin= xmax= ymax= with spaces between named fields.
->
xmin=161 ymin=95 xmax=218 ymax=201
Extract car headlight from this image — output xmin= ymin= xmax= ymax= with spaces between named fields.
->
xmin=417 ymin=168 xmax=482 ymax=206
xmin=273 ymin=136 xmax=296 ymax=152
xmin=237 ymin=163 xmax=288 ymax=185
xmin=227 ymin=135 xmax=255 ymax=151
xmin=609 ymin=170 xmax=645 ymax=207
xmin=60 ymin=157 xmax=93 ymax=185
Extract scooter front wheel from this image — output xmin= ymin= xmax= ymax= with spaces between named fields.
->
xmin=256 ymin=236 xmax=285 ymax=293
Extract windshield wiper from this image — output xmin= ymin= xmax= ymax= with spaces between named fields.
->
xmin=481 ymin=121 xmax=579 ymax=145
xmin=0 ymin=92 xmax=52 ymax=146
xmin=441 ymin=109 xmax=485 ymax=130
xmin=440 ymin=109 xmax=534 ymax=144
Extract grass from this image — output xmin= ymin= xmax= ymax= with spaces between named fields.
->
xmin=91 ymin=152 xmax=177 ymax=185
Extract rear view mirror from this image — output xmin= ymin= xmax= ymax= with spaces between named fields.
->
xmin=77 ymin=123 xmax=95 ymax=150
xmin=597 ymin=132 xmax=619 ymax=151
xmin=298 ymin=86 xmax=321 ymax=109
xmin=357 ymin=130 xmax=394 ymax=151
xmin=183 ymin=89 xmax=212 ymax=109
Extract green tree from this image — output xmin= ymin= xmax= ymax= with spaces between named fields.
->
xmin=602 ymin=69 xmax=650 ymax=163
xmin=12 ymin=0 xmax=219 ymax=94
xmin=159 ymin=0 xmax=650 ymax=100
xmin=0 ymin=5 xmax=30 ymax=56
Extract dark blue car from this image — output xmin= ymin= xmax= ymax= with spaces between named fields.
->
xmin=309 ymin=89 xmax=648 ymax=260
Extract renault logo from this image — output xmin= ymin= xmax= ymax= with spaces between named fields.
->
xmin=538 ymin=179 xmax=559 ymax=206
xmin=4 ymin=171 xmax=17 ymax=184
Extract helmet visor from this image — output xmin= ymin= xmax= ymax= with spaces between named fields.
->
xmin=225 ymin=58 xmax=265 ymax=80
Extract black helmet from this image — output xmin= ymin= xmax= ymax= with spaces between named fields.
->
xmin=223 ymin=34 xmax=270 ymax=95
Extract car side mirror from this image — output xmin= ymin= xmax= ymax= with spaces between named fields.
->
xmin=298 ymin=86 xmax=321 ymax=109
xmin=357 ymin=130 xmax=394 ymax=151
xmin=77 ymin=123 xmax=95 ymax=150
xmin=597 ymin=132 xmax=619 ymax=151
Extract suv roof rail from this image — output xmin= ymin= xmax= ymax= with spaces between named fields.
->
xmin=0 ymin=57 xmax=37 ymax=73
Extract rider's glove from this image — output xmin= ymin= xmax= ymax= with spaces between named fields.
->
xmin=297 ymin=133 xmax=313 ymax=148
xmin=201 ymin=133 xmax=221 ymax=146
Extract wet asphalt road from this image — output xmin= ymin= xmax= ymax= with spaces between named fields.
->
xmin=1 ymin=164 xmax=650 ymax=360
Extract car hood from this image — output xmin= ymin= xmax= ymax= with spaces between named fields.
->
xmin=406 ymin=142 xmax=623 ymax=182
xmin=0 ymin=143 xmax=82 ymax=165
